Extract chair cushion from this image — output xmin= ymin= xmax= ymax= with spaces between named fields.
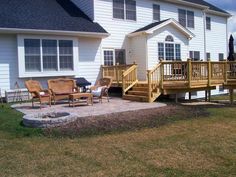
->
xmin=91 ymin=86 xmax=107 ymax=97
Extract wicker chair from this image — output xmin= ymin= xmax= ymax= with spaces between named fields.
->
xmin=25 ymin=80 xmax=51 ymax=108
xmin=48 ymin=78 xmax=79 ymax=104
xmin=90 ymin=77 xmax=113 ymax=103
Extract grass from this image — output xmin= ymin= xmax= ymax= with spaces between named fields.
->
xmin=1 ymin=103 xmax=236 ymax=176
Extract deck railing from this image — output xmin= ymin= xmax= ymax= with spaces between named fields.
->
xmin=101 ymin=64 xmax=134 ymax=86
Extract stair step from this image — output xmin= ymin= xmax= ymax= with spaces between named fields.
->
xmin=123 ymin=95 xmax=149 ymax=102
xmin=136 ymin=83 xmax=148 ymax=87
xmin=132 ymin=87 xmax=148 ymax=91
xmin=128 ymin=91 xmax=148 ymax=96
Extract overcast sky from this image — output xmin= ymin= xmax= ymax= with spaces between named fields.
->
xmin=205 ymin=0 xmax=236 ymax=41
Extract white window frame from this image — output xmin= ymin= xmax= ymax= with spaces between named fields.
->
xmin=112 ymin=0 xmax=136 ymax=21
xmin=17 ymin=35 xmax=79 ymax=78
xmin=158 ymin=41 xmax=181 ymax=61
xmin=102 ymin=49 xmax=115 ymax=66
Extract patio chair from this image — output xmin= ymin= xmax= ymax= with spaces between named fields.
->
xmin=25 ymin=80 xmax=51 ymax=108
xmin=90 ymin=77 xmax=113 ymax=103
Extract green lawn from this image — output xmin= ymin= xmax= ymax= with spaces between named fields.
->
xmin=0 ymin=104 xmax=236 ymax=177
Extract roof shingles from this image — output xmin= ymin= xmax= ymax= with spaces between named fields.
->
xmin=0 ymin=0 xmax=108 ymax=33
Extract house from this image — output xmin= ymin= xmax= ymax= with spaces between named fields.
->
xmin=0 ymin=0 xmax=231 ymax=101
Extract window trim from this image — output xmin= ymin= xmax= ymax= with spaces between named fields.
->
xmin=158 ymin=40 xmax=182 ymax=61
xmin=17 ymin=35 xmax=79 ymax=78
xmin=112 ymin=0 xmax=137 ymax=21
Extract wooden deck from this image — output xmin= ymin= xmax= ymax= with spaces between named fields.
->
xmin=101 ymin=60 xmax=236 ymax=103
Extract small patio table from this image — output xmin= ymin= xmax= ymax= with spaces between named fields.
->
xmin=69 ymin=93 xmax=93 ymax=107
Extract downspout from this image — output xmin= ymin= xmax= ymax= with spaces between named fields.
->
xmin=203 ymin=10 xmax=207 ymax=61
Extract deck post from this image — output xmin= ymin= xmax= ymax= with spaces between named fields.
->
xmin=147 ymin=70 xmax=152 ymax=103
xmin=189 ymin=92 xmax=192 ymax=100
xmin=160 ymin=59 xmax=164 ymax=89
xmin=205 ymin=90 xmax=208 ymax=102
xmin=224 ymin=60 xmax=228 ymax=84
xmin=187 ymin=59 xmax=192 ymax=88
xmin=229 ymin=88 xmax=234 ymax=105
xmin=208 ymin=90 xmax=211 ymax=102
xmin=207 ymin=59 xmax=211 ymax=87
xmin=116 ymin=63 xmax=119 ymax=86
xmin=175 ymin=94 xmax=178 ymax=103
xmin=122 ymin=70 xmax=125 ymax=96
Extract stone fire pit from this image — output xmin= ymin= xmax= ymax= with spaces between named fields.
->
xmin=23 ymin=112 xmax=77 ymax=128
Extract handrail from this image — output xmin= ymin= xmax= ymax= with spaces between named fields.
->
xmin=122 ymin=64 xmax=138 ymax=95
xmin=147 ymin=62 xmax=162 ymax=102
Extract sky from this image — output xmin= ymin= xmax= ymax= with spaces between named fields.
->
xmin=205 ymin=0 xmax=236 ymax=42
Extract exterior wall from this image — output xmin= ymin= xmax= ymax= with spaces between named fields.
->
xmin=94 ymin=0 xmax=227 ymax=63
xmin=71 ymin=0 xmax=94 ymax=20
xmin=147 ymin=24 xmax=189 ymax=69
xmin=77 ymin=37 xmax=102 ymax=84
xmin=129 ymin=35 xmax=147 ymax=80
xmin=0 ymin=34 xmax=102 ymax=96
xmin=205 ymin=14 xmax=228 ymax=61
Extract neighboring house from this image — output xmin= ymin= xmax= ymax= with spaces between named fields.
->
xmin=0 ymin=0 xmax=231 ymax=98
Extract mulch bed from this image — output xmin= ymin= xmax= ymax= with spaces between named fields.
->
xmin=44 ymin=104 xmax=211 ymax=137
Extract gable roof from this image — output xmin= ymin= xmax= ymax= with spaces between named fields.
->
xmin=129 ymin=18 xmax=195 ymax=39
xmin=0 ymin=0 xmax=108 ymax=36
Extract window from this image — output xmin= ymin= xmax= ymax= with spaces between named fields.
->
xmin=178 ymin=9 xmax=194 ymax=28
xmin=113 ymin=0 xmax=125 ymax=19
xmin=158 ymin=36 xmax=181 ymax=61
xmin=42 ymin=40 xmax=58 ymax=71
xmin=126 ymin=0 xmax=136 ymax=20
xmin=158 ymin=43 xmax=164 ymax=60
xmin=115 ymin=49 xmax=126 ymax=65
xmin=189 ymin=51 xmax=200 ymax=61
xmin=219 ymin=53 xmax=224 ymax=61
xmin=153 ymin=4 xmax=160 ymax=21
xmin=24 ymin=39 xmax=73 ymax=72
xmin=165 ymin=43 xmax=175 ymax=60
xmin=165 ymin=35 xmax=174 ymax=42
xmin=187 ymin=11 xmax=194 ymax=28
xmin=24 ymin=39 xmax=41 ymax=72
xmin=175 ymin=44 xmax=181 ymax=60
xmin=178 ymin=9 xmax=186 ymax=27
xmin=113 ymin=0 xmax=136 ymax=21
xmin=59 ymin=40 xmax=73 ymax=70
xmin=206 ymin=53 xmax=211 ymax=60
xmin=104 ymin=49 xmax=126 ymax=66
xmin=206 ymin=17 xmax=211 ymax=30
xmin=104 ymin=50 xmax=114 ymax=66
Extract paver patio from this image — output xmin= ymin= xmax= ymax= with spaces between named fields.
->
xmin=12 ymin=97 xmax=166 ymax=118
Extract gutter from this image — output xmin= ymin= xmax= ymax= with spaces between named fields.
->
xmin=0 ymin=28 xmax=110 ymax=38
